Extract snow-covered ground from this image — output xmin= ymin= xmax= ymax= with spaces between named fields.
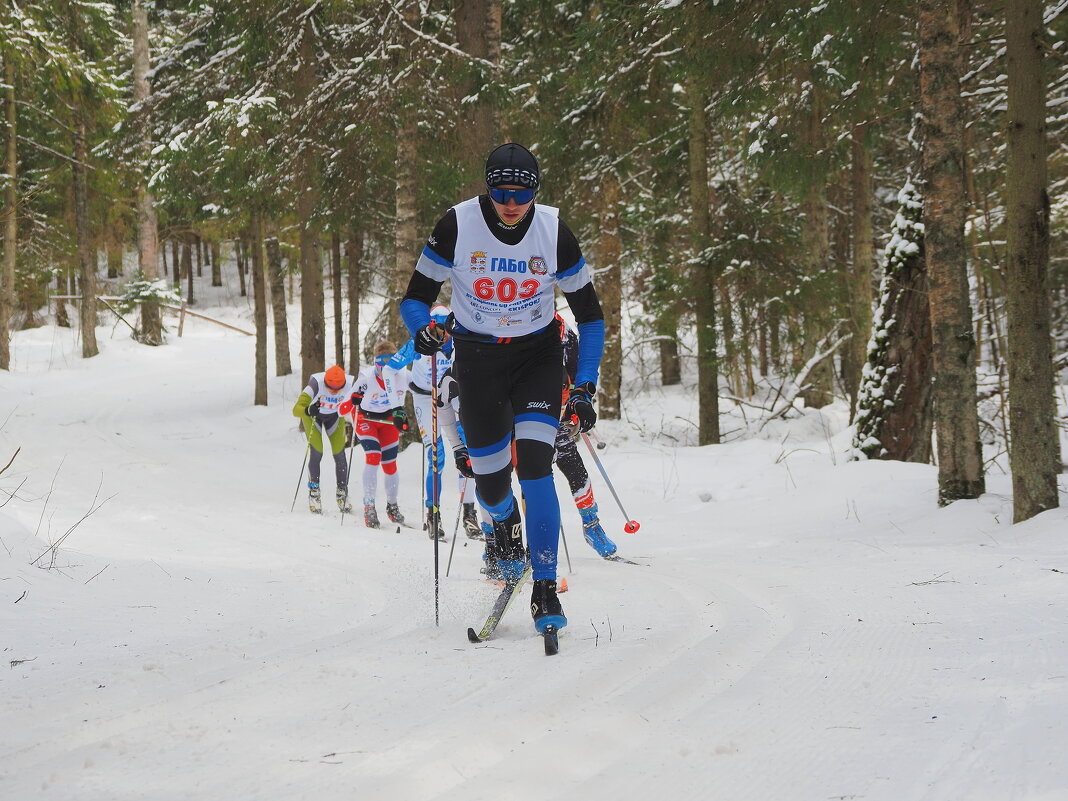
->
xmin=2 ymin=271 xmax=1067 ymax=801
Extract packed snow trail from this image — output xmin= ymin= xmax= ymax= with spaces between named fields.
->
xmin=3 ymin=298 xmax=1067 ymax=801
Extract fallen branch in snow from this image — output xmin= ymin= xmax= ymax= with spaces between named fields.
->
xmin=32 ymin=476 xmax=115 ymax=570
xmin=34 ymin=458 xmax=65 ymax=542
xmin=0 ymin=476 xmax=27 ymax=510
xmin=0 ymin=447 xmax=19 ymax=477
xmin=909 ymin=572 xmax=958 ymax=586
xmin=84 ymin=564 xmax=110 ymax=584
xmin=9 ymin=656 xmax=37 ymax=668
xmin=759 ymin=328 xmax=853 ymax=432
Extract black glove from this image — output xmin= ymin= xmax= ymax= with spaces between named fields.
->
xmin=305 ymin=400 xmax=321 ymax=419
xmin=564 ymin=382 xmax=597 ymax=433
xmin=350 ymin=392 xmax=364 ymax=407
xmin=414 ymin=323 xmax=445 ymax=355
xmin=392 ymin=408 xmax=409 ymax=432
xmin=453 ymin=446 xmax=475 ymax=478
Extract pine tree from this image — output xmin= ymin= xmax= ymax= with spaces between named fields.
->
xmin=1004 ymin=0 xmax=1060 ymax=520
xmin=918 ymin=0 xmax=985 ymax=504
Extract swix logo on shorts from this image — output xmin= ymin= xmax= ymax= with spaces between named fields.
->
xmin=527 ymin=400 xmax=551 ymax=410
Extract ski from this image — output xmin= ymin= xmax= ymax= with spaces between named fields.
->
xmin=467 ymin=566 xmax=532 ymax=643
xmin=603 ymin=554 xmax=644 ymax=566
xmin=541 ymin=625 xmax=559 ymax=656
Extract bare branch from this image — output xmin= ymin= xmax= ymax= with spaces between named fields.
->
xmin=32 ymin=475 xmax=115 ymax=569
xmin=0 ymin=447 xmax=19 ymax=477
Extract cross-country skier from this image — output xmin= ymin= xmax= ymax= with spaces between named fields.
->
xmin=386 ymin=304 xmax=482 ymax=538
xmin=352 ymin=341 xmax=410 ymax=528
xmin=400 ymin=142 xmax=604 ymax=637
xmin=556 ymin=318 xmax=617 ymax=557
xmin=293 ymin=364 xmax=360 ymax=514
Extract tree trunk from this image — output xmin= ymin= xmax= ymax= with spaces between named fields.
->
xmin=739 ymin=296 xmax=756 ymax=397
xmin=194 ymin=234 xmax=202 ymax=278
xmin=296 ymin=20 xmax=323 ymax=384
xmin=719 ymin=282 xmax=737 ymax=396
xmin=844 ymin=124 xmax=875 ymax=416
xmin=689 ymin=81 xmax=719 ymax=445
xmin=265 ymin=233 xmax=292 ymax=377
xmin=393 ymin=123 xmax=419 ymax=350
xmin=1005 ymin=0 xmax=1060 ymax=521
xmin=106 ymin=238 xmax=121 ymax=279
xmin=236 ymin=238 xmax=247 ymax=297
xmin=757 ymin=303 xmax=769 ymax=378
xmin=211 ymin=240 xmax=221 ymax=287
xmin=171 ymin=239 xmax=179 ymax=285
xmin=918 ymin=0 xmax=985 ymax=503
xmin=0 ymin=55 xmax=16 ymax=370
xmin=659 ymin=331 xmax=681 ymax=386
xmin=798 ymin=85 xmax=835 ymax=409
xmin=56 ymin=271 xmax=70 ymax=328
xmin=250 ymin=215 xmax=268 ymax=406
xmin=597 ymin=170 xmax=622 ymax=419
xmin=346 ymin=228 xmax=362 ymax=370
xmin=455 ymin=0 xmax=501 ymax=198
xmin=182 ymin=233 xmax=194 ymax=304
xmin=72 ymin=117 xmax=98 ymax=358
xmin=854 ymin=178 xmax=934 ymax=463
xmin=331 ymin=231 xmax=344 ymax=368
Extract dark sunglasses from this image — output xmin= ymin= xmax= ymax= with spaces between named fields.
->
xmin=488 ymin=186 xmax=536 ymax=205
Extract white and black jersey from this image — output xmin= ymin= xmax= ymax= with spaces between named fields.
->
xmin=401 ymin=195 xmax=603 ymax=385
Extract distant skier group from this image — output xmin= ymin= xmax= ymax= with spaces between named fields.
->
xmin=291 ymin=142 xmax=628 ymax=648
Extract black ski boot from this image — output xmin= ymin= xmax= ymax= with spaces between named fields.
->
xmin=363 ymin=500 xmax=380 ymax=529
xmin=425 ymin=508 xmax=443 ymax=540
xmin=530 ymin=579 xmax=567 ymax=634
xmin=462 ymin=503 xmax=483 ymax=540
xmin=336 ymin=487 xmax=352 ymax=514
xmin=386 ymin=502 xmax=405 ymax=526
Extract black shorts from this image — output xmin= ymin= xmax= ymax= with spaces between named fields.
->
xmin=452 ymin=324 xmax=563 ymax=506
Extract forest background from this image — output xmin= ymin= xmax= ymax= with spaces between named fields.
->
xmin=1 ymin=0 xmax=1065 ymax=522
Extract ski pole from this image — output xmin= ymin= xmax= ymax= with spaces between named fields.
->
xmin=559 ymin=522 xmax=572 ymax=574
xmin=290 ymin=441 xmax=310 ymax=512
xmin=589 ymin=430 xmax=607 ymax=450
xmin=430 ymin=327 xmax=441 ymax=626
xmin=445 ymin=476 xmax=468 ymax=577
xmin=580 ymin=431 xmax=640 ymax=533
xmin=340 ymin=410 xmax=357 ymax=526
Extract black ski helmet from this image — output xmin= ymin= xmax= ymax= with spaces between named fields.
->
xmin=485 ymin=143 xmax=540 ymax=191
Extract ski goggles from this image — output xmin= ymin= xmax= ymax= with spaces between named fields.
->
xmin=488 ymin=186 xmax=536 ymax=205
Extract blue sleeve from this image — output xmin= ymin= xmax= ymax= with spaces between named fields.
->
xmin=400 ymin=298 xmax=431 ymax=336
xmin=387 ymin=339 xmax=417 ymax=370
xmin=575 ymin=319 xmax=604 ymax=387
